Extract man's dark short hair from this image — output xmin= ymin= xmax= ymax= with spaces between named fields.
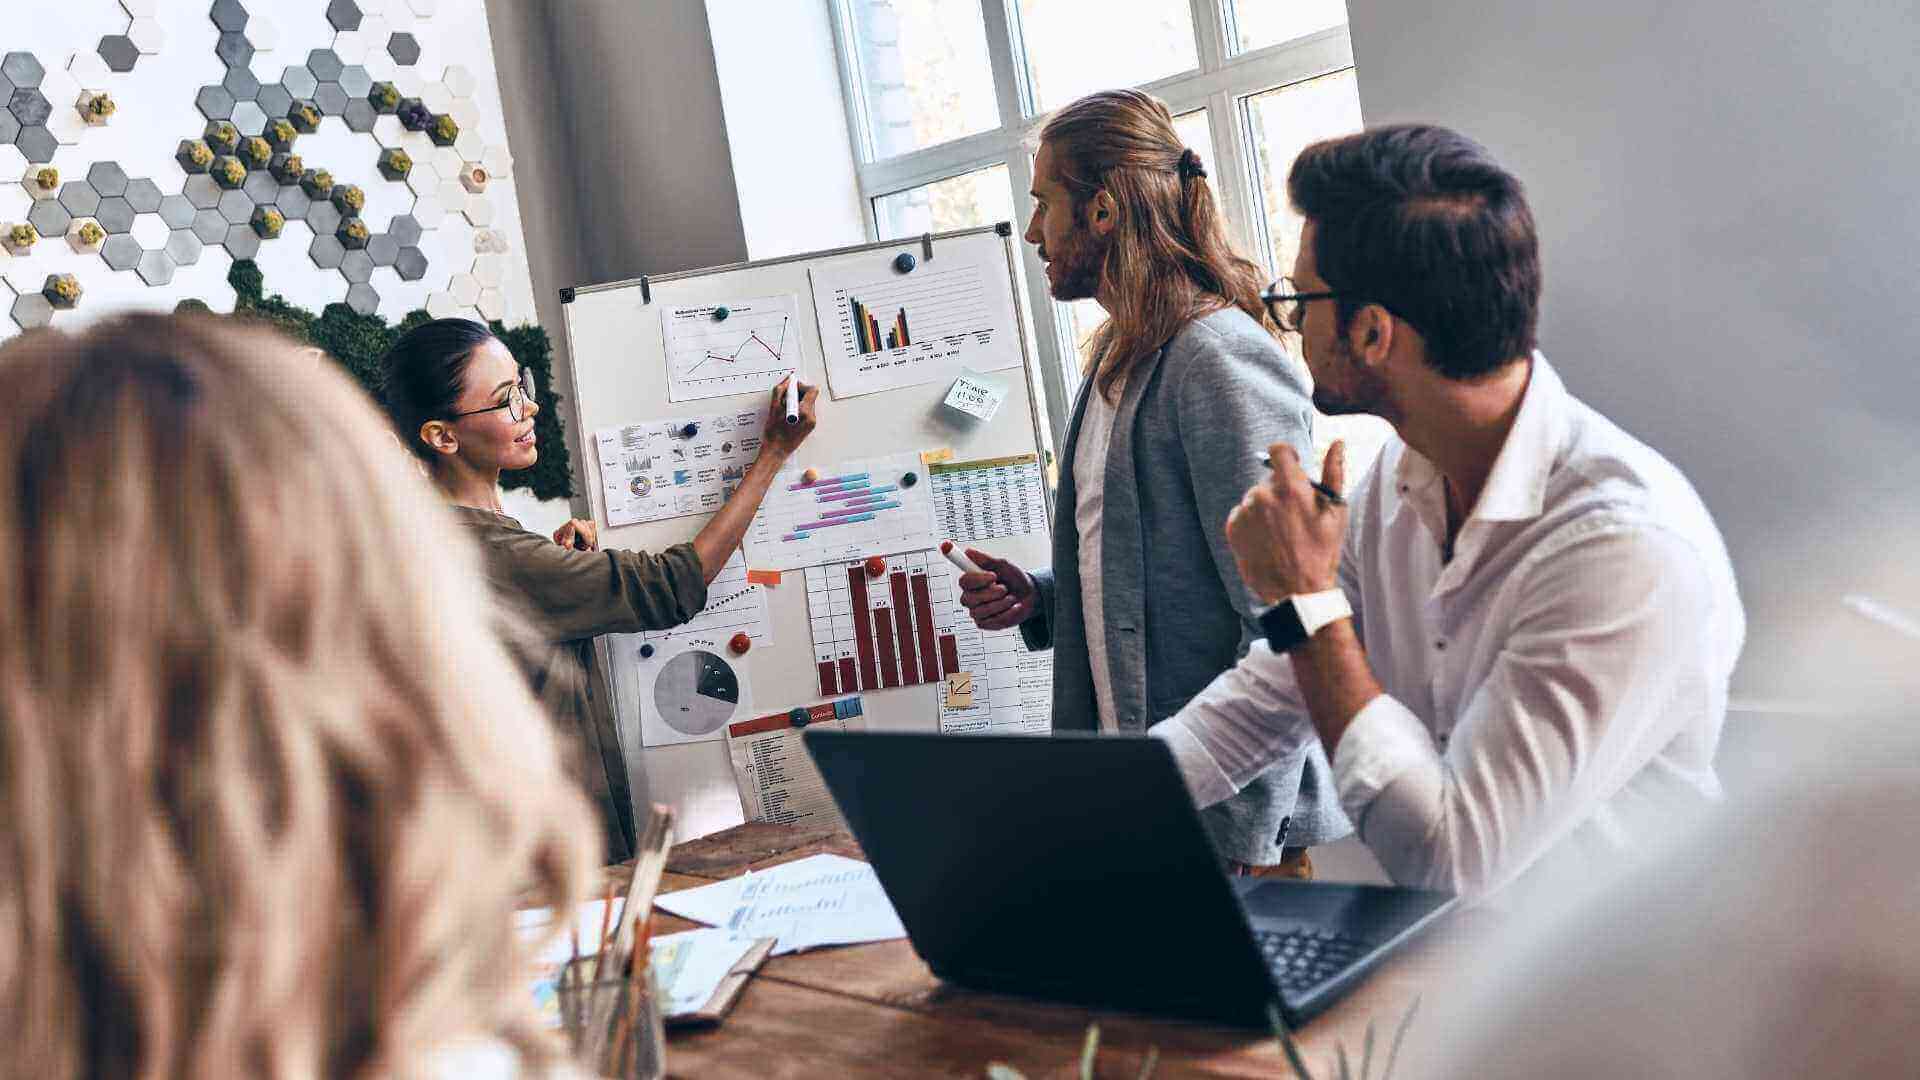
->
xmin=1288 ymin=124 xmax=1541 ymax=379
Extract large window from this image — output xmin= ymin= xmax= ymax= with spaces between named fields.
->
xmin=833 ymin=0 xmax=1391 ymax=474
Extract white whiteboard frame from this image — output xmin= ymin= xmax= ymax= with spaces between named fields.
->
xmin=556 ymin=224 xmax=1056 ymax=840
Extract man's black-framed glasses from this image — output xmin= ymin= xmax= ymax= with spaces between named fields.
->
xmin=449 ymin=366 xmax=537 ymax=423
xmin=1262 ymin=276 xmax=1339 ymax=334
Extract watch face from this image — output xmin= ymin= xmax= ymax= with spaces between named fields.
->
xmin=1260 ymin=602 xmax=1310 ymax=653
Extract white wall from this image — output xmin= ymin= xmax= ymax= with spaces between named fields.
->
xmin=705 ymin=0 xmax=866 ymax=260
xmin=1346 ymin=0 xmax=1920 ymax=708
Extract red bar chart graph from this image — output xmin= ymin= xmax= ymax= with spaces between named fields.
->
xmin=806 ymin=552 xmax=958 ymax=697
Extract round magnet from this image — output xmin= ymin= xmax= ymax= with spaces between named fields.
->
xmin=679 ymin=422 xmax=699 ymax=438
xmin=893 ymin=252 xmax=916 ymax=273
xmin=728 ymin=631 xmax=751 ymax=655
xmin=864 ymin=555 xmax=888 ymax=578
xmin=638 ymin=643 xmax=655 ymax=659
xmin=899 ymin=471 xmax=918 ymax=488
xmin=788 ymin=707 xmax=811 ymax=727
xmin=713 ymin=306 xmax=730 ymax=321
xmin=801 ymin=466 xmax=820 ymax=484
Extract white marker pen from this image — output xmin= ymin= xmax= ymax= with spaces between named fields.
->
xmin=940 ymin=540 xmax=983 ymax=575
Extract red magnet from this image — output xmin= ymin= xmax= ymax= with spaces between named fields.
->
xmin=728 ymin=632 xmax=751 ymax=655
xmin=864 ymin=555 xmax=888 ymax=578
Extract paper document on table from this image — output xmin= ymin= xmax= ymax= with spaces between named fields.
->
xmin=517 ymin=905 xmax=769 ymax=1026
xmin=653 ymin=853 xmax=906 ymax=955
xmin=638 ymin=548 xmax=772 ymax=647
xmin=648 ymin=928 xmax=772 ymax=1022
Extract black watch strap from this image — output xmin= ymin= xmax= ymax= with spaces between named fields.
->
xmin=1259 ymin=601 xmax=1309 ymax=653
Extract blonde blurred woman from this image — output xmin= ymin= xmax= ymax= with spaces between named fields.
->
xmin=0 ymin=315 xmax=597 ymax=1078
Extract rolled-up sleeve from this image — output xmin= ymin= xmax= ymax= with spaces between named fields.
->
xmin=1148 ymin=639 xmax=1321 ymax=806
xmin=487 ymin=532 xmax=708 ymax=642
xmin=1331 ymin=524 xmax=1719 ymax=895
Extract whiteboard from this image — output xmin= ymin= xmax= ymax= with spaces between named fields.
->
xmin=558 ymin=226 xmax=1055 ymax=840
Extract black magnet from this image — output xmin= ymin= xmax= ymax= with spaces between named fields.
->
xmin=893 ymin=252 xmax=916 ymax=273
xmin=713 ymin=305 xmax=729 ymax=321
xmin=900 ymin=471 xmax=918 ymax=488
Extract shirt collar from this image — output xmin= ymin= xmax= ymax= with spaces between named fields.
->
xmin=1393 ymin=351 xmax=1566 ymax=524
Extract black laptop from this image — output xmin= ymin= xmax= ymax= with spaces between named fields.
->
xmin=803 ymin=730 xmax=1455 ymax=1028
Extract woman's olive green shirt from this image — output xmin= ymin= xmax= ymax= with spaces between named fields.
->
xmin=453 ymin=508 xmax=707 ymax=863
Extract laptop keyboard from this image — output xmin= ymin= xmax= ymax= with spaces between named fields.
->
xmin=1253 ymin=927 xmax=1372 ymax=992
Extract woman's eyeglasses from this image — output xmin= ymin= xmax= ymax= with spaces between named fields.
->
xmin=449 ymin=367 xmax=537 ymax=423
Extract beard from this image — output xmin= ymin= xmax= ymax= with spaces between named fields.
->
xmin=1041 ymin=220 xmax=1109 ymax=302
xmin=1309 ymin=335 xmax=1392 ymax=418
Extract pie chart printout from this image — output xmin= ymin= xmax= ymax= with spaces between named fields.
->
xmin=653 ymin=649 xmax=742 ymax=738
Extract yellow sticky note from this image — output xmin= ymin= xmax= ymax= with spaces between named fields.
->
xmin=920 ymin=447 xmax=955 ymax=465
xmin=944 ymin=672 xmax=975 ymax=708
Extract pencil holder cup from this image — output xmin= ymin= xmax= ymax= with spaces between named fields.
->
xmin=555 ymin=953 xmax=666 ymax=1080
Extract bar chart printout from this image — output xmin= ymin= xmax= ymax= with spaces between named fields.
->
xmin=805 ymin=552 xmax=955 ymax=697
xmin=809 ymin=235 xmax=1023 ymax=398
xmin=745 ymin=452 xmax=938 ymax=571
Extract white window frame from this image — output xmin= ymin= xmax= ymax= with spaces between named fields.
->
xmin=825 ymin=0 xmax=1356 ymax=445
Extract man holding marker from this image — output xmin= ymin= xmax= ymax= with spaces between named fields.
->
xmin=956 ymin=90 xmax=1347 ymax=875
xmin=1148 ymin=125 xmax=1744 ymax=897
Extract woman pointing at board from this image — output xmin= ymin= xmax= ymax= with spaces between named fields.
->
xmin=382 ymin=318 xmax=819 ymax=862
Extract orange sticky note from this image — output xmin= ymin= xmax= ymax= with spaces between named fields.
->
xmin=746 ymin=569 xmax=782 ymax=586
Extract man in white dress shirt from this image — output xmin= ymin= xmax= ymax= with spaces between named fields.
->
xmin=1150 ymin=125 xmax=1745 ymax=898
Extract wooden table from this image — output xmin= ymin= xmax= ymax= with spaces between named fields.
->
xmin=620 ymin=822 xmax=1477 ymax=1079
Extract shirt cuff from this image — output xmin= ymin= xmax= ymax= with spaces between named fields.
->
xmin=1331 ymin=694 xmax=1433 ymax=816
xmin=1149 ymin=718 xmax=1239 ymax=808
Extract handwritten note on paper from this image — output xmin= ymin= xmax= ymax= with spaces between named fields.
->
xmin=654 ymin=853 xmax=906 ymax=955
xmin=942 ymin=371 xmax=1008 ymax=422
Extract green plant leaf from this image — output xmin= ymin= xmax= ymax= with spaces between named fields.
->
xmin=1269 ymin=1004 xmax=1316 ymax=1080
xmin=1380 ymin=996 xmax=1421 ymax=1080
xmin=1079 ymin=1023 xmax=1100 ymax=1080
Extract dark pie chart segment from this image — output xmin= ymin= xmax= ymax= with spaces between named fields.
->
xmin=654 ymin=649 xmax=741 ymax=737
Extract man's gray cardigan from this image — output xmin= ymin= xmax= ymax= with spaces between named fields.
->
xmin=1021 ymin=307 xmax=1350 ymax=863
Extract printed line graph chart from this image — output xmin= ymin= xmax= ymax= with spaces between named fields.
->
xmin=662 ymin=293 xmax=805 ymax=402
xmin=809 ymin=239 xmax=1023 ymax=398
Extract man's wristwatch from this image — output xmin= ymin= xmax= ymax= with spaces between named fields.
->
xmin=1258 ymin=589 xmax=1352 ymax=653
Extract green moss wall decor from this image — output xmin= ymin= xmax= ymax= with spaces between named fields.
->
xmin=210 ymin=258 xmax=574 ymax=501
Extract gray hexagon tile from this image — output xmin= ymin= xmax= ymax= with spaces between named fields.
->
xmin=339 ymin=65 xmax=373 ymax=99
xmin=366 ymin=232 xmax=399 ymax=266
xmin=309 ymin=231 xmax=344 ymax=268
xmin=387 ymin=213 xmax=422 ymax=247
xmin=231 ymin=100 xmax=269 ymax=136
xmin=345 ymin=281 xmax=378 ymax=315
xmin=101 ymin=233 xmax=141 ymax=271
xmin=328 ymin=0 xmax=364 ymax=31
xmin=96 ymin=197 xmax=135 ymax=234
xmin=98 ymin=36 xmax=140 ymax=74
xmin=17 ymin=127 xmax=57 ymax=164
xmin=223 ymin=223 xmax=260 ymax=259
xmin=343 ymin=99 xmax=377 ymax=132
xmin=307 ymin=200 xmax=342 ymax=236
xmin=314 ymin=82 xmax=349 ymax=116
xmin=191 ymin=207 xmax=227 ymax=244
xmin=217 ymin=188 xmax=253 ymax=225
xmin=0 ymin=113 xmax=18 ymax=147
xmin=387 ymin=33 xmax=420 ymax=67
xmin=282 ymin=65 xmax=318 ymax=100
xmin=184 ymin=175 xmax=221 ymax=210
xmin=277 ymin=184 xmax=312 ymax=220
xmin=393 ymin=244 xmax=427 ymax=280
xmin=27 ymin=199 xmax=70 ymax=239
xmin=223 ymin=66 xmax=261 ymax=103
xmin=210 ymin=0 xmax=248 ymax=33
xmin=125 ymin=179 xmax=163 ymax=215
xmin=242 ymin=170 xmax=279 ymax=204
xmin=340 ymin=248 xmax=374 ymax=283
xmin=158 ymin=194 xmax=195 ymax=229
xmin=10 ymin=88 xmax=53 ymax=128
xmin=2 ymin=54 xmax=46 ymax=89
xmin=254 ymin=83 xmax=292 ymax=119
xmin=87 ymin=162 xmax=128 ymax=198
xmin=166 ymin=229 xmax=203 ymax=267
xmin=216 ymin=33 xmax=254 ymax=71
xmin=196 ymin=85 xmax=235 ymax=120
xmin=308 ymin=50 xmax=345 ymax=84
xmin=137 ymin=248 xmax=176 ymax=286
xmin=58 ymin=182 xmax=100 ymax=218
xmin=12 ymin=292 xmax=53 ymax=330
